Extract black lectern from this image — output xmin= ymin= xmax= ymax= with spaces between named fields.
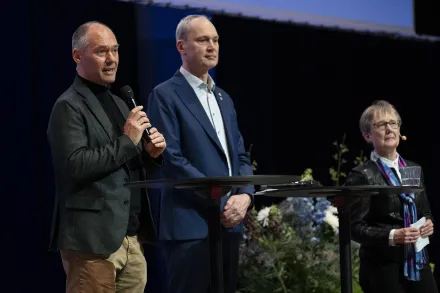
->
xmin=125 ymin=175 xmax=301 ymax=293
xmin=258 ymin=185 xmax=423 ymax=293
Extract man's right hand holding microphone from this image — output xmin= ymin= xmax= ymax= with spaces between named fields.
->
xmin=123 ymin=105 xmax=166 ymax=158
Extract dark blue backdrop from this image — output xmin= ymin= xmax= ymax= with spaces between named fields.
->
xmin=2 ymin=1 xmax=439 ymax=292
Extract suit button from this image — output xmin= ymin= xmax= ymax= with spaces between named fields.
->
xmin=124 ymin=177 xmax=128 ymax=182
xmin=124 ymin=200 xmax=129 ymax=206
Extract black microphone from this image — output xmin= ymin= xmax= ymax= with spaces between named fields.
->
xmin=120 ymin=85 xmax=151 ymax=143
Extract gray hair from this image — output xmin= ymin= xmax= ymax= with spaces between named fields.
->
xmin=72 ymin=21 xmax=112 ymax=50
xmin=359 ymin=100 xmax=402 ymax=133
xmin=176 ymin=15 xmax=210 ymax=41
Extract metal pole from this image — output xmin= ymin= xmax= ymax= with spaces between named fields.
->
xmin=338 ymin=206 xmax=353 ymax=293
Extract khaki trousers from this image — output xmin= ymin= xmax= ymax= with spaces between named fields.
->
xmin=60 ymin=235 xmax=147 ymax=293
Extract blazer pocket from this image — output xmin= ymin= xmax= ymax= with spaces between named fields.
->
xmin=65 ymin=196 xmax=104 ymax=211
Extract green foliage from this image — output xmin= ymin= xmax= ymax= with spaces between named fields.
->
xmin=238 ymin=204 xmax=363 ymax=293
xmin=301 ymin=168 xmax=314 ymax=181
xmin=329 ymin=133 xmax=349 ymax=186
xmin=238 ymin=136 xmax=366 ymax=293
xmin=329 ymin=133 xmax=368 ymax=185
xmin=354 ymin=150 xmax=368 ymax=166
xmin=246 ymin=143 xmax=258 ymax=171
xmin=239 ymin=207 xmax=340 ymax=293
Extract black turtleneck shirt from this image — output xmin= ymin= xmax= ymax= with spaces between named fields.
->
xmin=79 ymin=75 xmax=141 ymax=236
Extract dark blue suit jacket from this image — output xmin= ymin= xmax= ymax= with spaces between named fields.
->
xmin=147 ymin=71 xmax=254 ymax=241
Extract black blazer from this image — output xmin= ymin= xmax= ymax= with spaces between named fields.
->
xmin=47 ymin=76 xmax=162 ymax=255
xmin=345 ymin=159 xmax=433 ymax=264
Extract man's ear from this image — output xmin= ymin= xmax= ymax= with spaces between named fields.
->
xmin=176 ymin=40 xmax=185 ymax=55
xmin=72 ymin=49 xmax=81 ymax=65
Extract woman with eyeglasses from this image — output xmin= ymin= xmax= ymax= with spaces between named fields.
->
xmin=344 ymin=100 xmax=437 ymax=293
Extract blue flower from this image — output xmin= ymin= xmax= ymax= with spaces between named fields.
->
xmin=313 ymin=198 xmax=331 ymax=224
xmin=311 ymin=236 xmax=320 ymax=243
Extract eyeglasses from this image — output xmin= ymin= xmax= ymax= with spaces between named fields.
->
xmin=373 ymin=120 xmax=401 ymax=131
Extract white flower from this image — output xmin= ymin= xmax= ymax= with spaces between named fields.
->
xmin=257 ymin=207 xmax=271 ymax=227
xmin=324 ymin=205 xmax=339 ymax=232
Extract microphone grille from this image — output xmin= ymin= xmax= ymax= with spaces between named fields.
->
xmin=119 ymin=85 xmax=134 ymax=101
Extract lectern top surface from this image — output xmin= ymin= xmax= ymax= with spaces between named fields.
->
xmin=256 ymin=185 xmax=423 ymax=198
xmin=124 ymin=174 xmax=302 ymax=189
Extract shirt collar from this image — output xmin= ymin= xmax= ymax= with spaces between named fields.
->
xmin=180 ymin=66 xmax=216 ymax=92
xmin=371 ymin=151 xmax=399 ymax=169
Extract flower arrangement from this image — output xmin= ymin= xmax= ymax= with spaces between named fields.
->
xmin=237 ymin=134 xmax=367 ymax=293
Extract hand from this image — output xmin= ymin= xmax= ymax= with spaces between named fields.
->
xmin=393 ymin=227 xmax=421 ymax=244
xmin=123 ymin=106 xmax=151 ymax=145
xmin=221 ymin=194 xmax=251 ymax=228
xmin=420 ymin=219 xmax=434 ymax=238
xmin=144 ymin=127 xmax=166 ymax=158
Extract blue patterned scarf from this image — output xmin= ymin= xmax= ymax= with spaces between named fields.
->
xmin=376 ymin=156 xmax=426 ymax=281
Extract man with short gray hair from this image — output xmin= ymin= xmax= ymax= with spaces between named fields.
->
xmin=47 ymin=21 xmax=166 ymax=293
xmin=147 ymin=14 xmax=254 ymax=293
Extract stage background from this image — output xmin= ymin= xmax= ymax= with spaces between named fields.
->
xmin=1 ymin=0 xmax=439 ymax=292
xmin=122 ymin=0 xmax=416 ymax=34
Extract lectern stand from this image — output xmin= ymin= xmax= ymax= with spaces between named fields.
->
xmin=258 ymin=185 xmax=423 ymax=293
xmin=125 ymin=175 xmax=300 ymax=293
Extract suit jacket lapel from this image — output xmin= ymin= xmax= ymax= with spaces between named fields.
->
xmin=213 ymin=88 xmax=236 ymax=172
xmin=111 ymin=94 xmax=128 ymax=116
xmin=366 ymin=161 xmax=392 ymax=186
xmin=171 ymin=72 xmax=223 ymax=152
xmin=73 ymin=76 xmax=115 ymax=141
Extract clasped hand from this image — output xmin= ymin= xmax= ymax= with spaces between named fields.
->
xmin=221 ymin=194 xmax=251 ymax=228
